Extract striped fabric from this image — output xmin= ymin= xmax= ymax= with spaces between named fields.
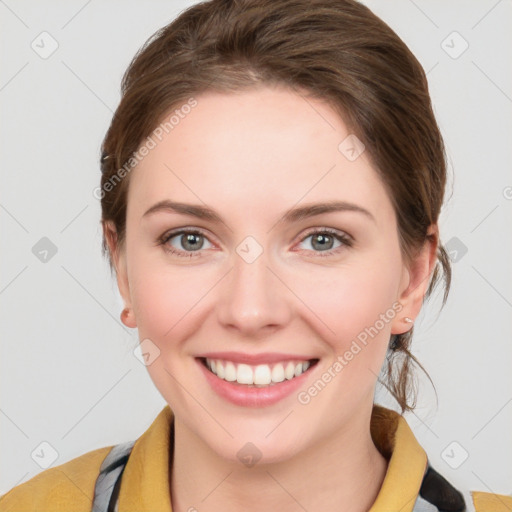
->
xmin=93 ymin=440 xmax=136 ymax=512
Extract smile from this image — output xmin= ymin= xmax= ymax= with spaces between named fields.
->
xmin=200 ymin=357 xmax=318 ymax=387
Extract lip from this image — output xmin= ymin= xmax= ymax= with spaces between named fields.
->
xmin=196 ymin=351 xmax=316 ymax=365
xmin=195 ymin=356 xmax=319 ymax=408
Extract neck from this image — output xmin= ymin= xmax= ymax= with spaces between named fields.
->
xmin=169 ymin=405 xmax=389 ymax=512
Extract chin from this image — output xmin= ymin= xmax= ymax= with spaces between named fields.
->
xmin=206 ymin=429 xmax=306 ymax=468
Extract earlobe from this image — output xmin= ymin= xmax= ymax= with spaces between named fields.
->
xmin=120 ymin=306 xmax=137 ymax=329
xmin=391 ymin=225 xmax=439 ymax=335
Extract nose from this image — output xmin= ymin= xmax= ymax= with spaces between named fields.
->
xmin=216 ymin=246 xmax=292 ymax=338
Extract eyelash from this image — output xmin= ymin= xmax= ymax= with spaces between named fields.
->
xmin=157 ymin=227 xmax=353 ymax=259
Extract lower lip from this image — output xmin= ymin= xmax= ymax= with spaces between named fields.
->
xmin=196 ymin=358 xmax=318 ymax=408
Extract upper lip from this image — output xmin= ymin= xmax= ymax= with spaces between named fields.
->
xmin=196 ymin=351 xmax=318 ymax=365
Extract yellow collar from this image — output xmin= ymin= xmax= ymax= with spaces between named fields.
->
xmin=368 ymin=405 xmax=427 ymax=511
xmin=118 ymin=404 xmax=427 ymax=512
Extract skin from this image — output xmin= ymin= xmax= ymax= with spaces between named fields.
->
xmin=105 ymin=85 xmax=438 ymax=512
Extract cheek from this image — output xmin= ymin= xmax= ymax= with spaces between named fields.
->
xmin=128 ymin=260 xmax=210 ymax=402
xmin=130 ymin=264 xmax=206 ymax=342
xmin=123 ymin=209 xmax=205 ymax=343
xmin=300 ymin=264 xmax=400 ymax=333
xmin=288 ymin=257 xmax=402 ymax=375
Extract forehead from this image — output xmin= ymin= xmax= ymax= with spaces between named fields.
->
xmin=127 ymin=86 xmax=393 ymax=225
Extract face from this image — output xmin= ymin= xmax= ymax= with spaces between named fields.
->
xmin=110 ymin=86 xmax=434 ymax=464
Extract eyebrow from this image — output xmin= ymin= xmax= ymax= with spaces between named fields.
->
xmin=142 ymin=199 xmax=375 ymax=224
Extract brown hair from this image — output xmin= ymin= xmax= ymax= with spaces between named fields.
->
xmin=99 ymin=0 xmax=452 ymax=413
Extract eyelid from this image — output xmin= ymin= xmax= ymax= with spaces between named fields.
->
xmin=292 ymin=227 xmax=353 ymax=256
xmin=297 ymin=226 xmax=352 ymax=244
xmin=158 ymin=226 xmax=352 ymax=257
xmin=158 ymin=227 xmax=216 ymax=250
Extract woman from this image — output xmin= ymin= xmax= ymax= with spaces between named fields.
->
xmin=0 ymin=0 xmax=508 ymax=511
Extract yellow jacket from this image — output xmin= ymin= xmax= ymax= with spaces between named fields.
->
xmin=0 ymin=404 xmax=509 ymax=511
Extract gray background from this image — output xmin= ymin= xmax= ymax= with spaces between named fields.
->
xmin=1 ymin=0 xmax=511 ymax=507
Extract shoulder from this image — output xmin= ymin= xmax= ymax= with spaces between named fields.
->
xmin=471 ymin=490 xmax=512 ymax=512
xmin=416 ymin=463 xmax=512 ymax=512
xmin=0 ymin=445 xmax=112 ymax=512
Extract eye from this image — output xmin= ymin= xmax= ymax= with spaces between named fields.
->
xmin=158 ymin=228 xmax=213 ymax=258
xmin=157 ymin=227 xmax=352 ymax=259
xmin=296 ymin=228 xmax=352 ymax=257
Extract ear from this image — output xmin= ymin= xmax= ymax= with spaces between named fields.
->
xmin=391 ymin=224 xmax=439 ymax=335
xmin=103 ymin=220 xmax=137 ymax=328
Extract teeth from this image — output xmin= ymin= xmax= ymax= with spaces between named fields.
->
xmin=237 ymin=364 xmax=253 ymax=384
xmin=254 ymin=364 xmax=271 ymax=385
xmin=204 ymin=358 xmax=314 ymax=386
xmin=285 ymin=362 xmax=295 ymax=380
xmin=271 ymin=364 xmax=285 ymax=383
xmin=225 ymin=362 xmax=237 ymax=382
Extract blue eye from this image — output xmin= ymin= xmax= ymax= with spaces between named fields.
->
xmin=158 ymin=227 xmax=352 ymax=258
xmin=296 ymin=228 xmax=352 ymax=257
xmin=159 ymin=229 xmax=212 ymax=258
